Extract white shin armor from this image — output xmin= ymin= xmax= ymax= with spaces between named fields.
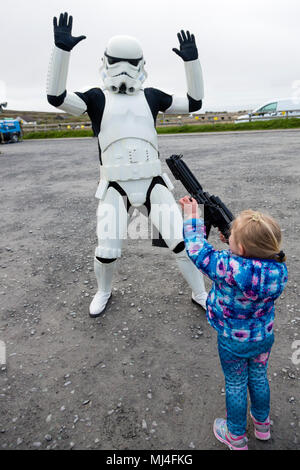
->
xmin=89 ymin=257 xmax=116 ymax=316
xmin=174 ymin=249 xmax=206 ymax=298
xmin=93 ymin=257 xmax=116 ymax=294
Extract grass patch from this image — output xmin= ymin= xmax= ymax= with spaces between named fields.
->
xmin=157 ymin=118 xmax=300 ymax=134
xmin=22 ymin=118 xmax=300 ymax=140
xmin=23 ymin=129 xmax=94 ymax=139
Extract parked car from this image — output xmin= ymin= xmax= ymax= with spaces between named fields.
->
xmin=235 ymin=98 xmax=300 ymax=123
xmin=0 ymin=119 xmax=23 ymax=143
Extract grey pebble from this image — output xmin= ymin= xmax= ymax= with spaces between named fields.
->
xmin=32 ymin=441 xmax=42 ymax=447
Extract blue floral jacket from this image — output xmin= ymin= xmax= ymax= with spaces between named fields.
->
xmin=183 ymin=218 xmax=288 ymax=343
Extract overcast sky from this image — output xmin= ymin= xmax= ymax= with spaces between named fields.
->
xmin=1 ymin=0 xmax=300 ymax=113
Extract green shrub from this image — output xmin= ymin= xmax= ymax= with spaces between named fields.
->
xmin=23 ymin=129 xmax=94 ymax=139
xmin=157 ymin=118 xmax=300 ymax=134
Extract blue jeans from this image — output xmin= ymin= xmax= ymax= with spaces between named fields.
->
xmin=218 ymin=338 xmax=271 ymax=436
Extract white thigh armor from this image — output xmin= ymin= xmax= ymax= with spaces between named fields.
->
xmin=95 ymin=186 xmax=129 ymax=259
xmin=149 ymin=183 xmax=183 ymax=251
xmin=95 ymin=177 xmax=179 ymax=257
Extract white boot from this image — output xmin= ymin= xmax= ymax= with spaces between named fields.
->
xmin=89 ymin=257 xmax=116 ymax=318
xmin=192 ymin=291 xmax=208 ymax=310
xmin=174 ymin=249 xmax=208 ymax=310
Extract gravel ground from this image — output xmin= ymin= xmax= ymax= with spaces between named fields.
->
xmin=0 ymin=130 xmax=299 ymax=450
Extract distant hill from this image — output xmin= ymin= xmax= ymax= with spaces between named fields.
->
xmin=1 ymin=108 xmax=249 ymax=126
xmin=0 ymin=109 xmax=87 ymax=124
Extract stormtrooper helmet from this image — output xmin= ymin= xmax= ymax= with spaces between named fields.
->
xmin=100 ymin=35 xmax=147 ymax=94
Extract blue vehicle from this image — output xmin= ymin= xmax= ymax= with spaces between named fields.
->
xmin=0 ymin=119 xmax=23 ymax=143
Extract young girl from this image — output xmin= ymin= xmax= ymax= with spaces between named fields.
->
xmin=179 ymin=196 xmax=288 ymax=450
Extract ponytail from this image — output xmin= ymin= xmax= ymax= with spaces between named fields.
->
xmin=232 ymin=210 xmax=286 ymax=262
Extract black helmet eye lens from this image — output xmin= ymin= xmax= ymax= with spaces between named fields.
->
xmin=107 ymin=56 xmax=120 ymax=65
xmin=127 ymin=58 xmax=139 ymax=66
xmin=105 ymin=53 xmax=141 ymax=67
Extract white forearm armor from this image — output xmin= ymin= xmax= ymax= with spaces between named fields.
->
xmin=165 ymin=58 xmax=204 ymax=114
xmin=184 ymin=59 xmax=204 ymax=101
xmin=47 ymin=46 xmax=87 ymax=116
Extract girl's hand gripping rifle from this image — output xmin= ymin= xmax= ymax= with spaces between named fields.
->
xmin=166 ymin=154 xmax=234 ymax=241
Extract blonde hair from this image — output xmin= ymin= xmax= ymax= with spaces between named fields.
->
xmin=231 ymin=209 xmax=286 ymax=262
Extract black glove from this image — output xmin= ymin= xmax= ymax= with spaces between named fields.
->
xmin=172 ymin=30 xmax=198 ymax=61
xmin=53 ymin=12 xmax=86 ymax=52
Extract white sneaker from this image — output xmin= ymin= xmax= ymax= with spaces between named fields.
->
xmin=89 ymin=291 xmax=112 ymax=318
xmin=191 ymin=291 xmax=208 ymax=310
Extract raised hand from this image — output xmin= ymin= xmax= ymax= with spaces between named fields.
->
xmin=179 ymin=196 xmax=200 ymax=219
xmin=53 ymin=12 xmax=86 ymax=51
xmin=172 ymin=30 xmax=198 ymax=61
xmin=219 ymin=231 xmax=228 ymax=244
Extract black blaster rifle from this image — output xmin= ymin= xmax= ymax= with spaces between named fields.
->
xmin=166 ymin=154 xmax=234 ymax=241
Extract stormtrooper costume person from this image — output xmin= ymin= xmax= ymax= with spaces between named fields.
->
xmin=47 ymin=12 xmax=207 ymax=317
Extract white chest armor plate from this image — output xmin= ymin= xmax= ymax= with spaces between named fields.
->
xmin=98 ymin=90 xmax=161 ymax=181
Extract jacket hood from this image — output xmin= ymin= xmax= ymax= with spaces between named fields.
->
xmin=226 ymin=254 xmax=288 ymax=301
